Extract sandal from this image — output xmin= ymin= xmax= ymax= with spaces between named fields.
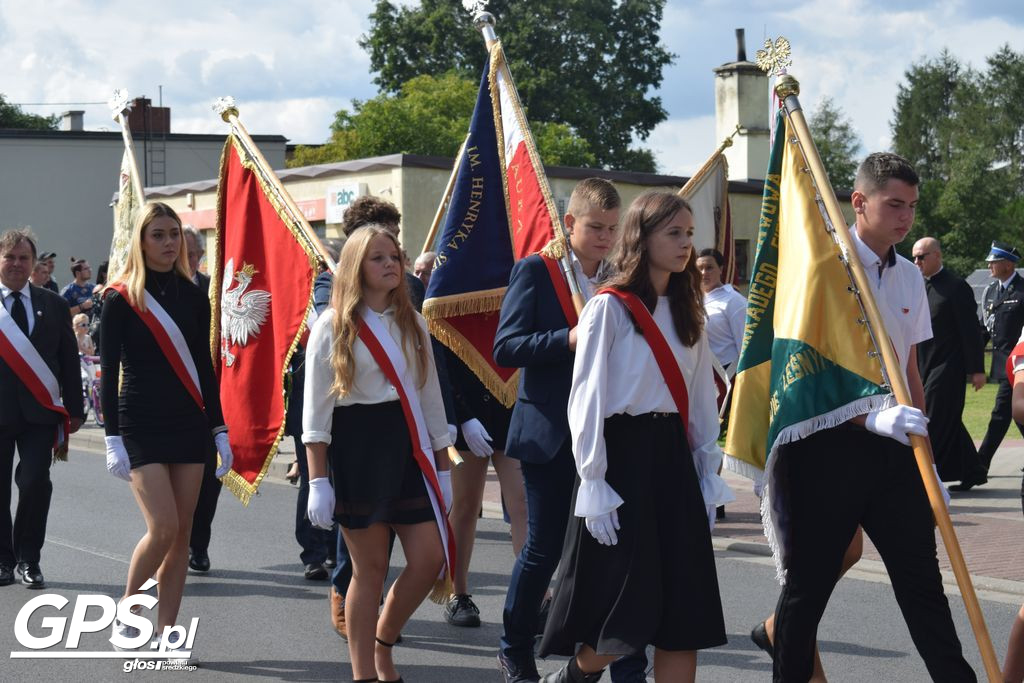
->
xmin=375 ymin=638 xmax=403 ymax=683
xmin=285 ymin=460 xmax=299 ymax=485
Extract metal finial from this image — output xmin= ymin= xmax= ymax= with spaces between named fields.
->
xmin=213 ymin=96 xmax=239 ymax=122
xmin=755 ymin=36 xmax=792 ymax=76
xmin=462 ymin=0 xmax=487 ymax=15
xmin=473 ymin=10 xmax=495 ymax=30
xmin=108 ymin=89 xmax=131 ymax=121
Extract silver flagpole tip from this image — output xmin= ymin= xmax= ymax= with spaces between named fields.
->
xmin=213 ymin=96 xmax=239 ymax=122
xmin=108 ymin=89 xmax=131 ymax=121
xmin=473 ymin=10 xmax=495 ymax=30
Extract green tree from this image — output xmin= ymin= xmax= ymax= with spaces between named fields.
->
xmin=0 ymin=94 xmax=57 ymax=130
xmin=359 ymin=0 xmax=673 ymax=172
xmin=807 ymin=96 xmax=861 ymax=191
xmin=890 ymin=50 xmax=1017 ymax=276
xmin=289 ymin=72 xmax=595 ymax=168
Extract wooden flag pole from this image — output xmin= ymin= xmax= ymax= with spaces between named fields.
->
xmin=421 ymin=135 xmax=469 ymax=256
xmin=775 ymin=71 xmax=1001 ymax=682
xmin=213 ymin=97 xmax=334 ymax=274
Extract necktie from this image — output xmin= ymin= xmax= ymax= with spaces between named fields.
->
xmin=11 ymin=291 xmax=29 ymax=336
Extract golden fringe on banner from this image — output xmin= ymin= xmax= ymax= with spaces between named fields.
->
xmin=429 ymin=574 xmax=454 ymax=605
xmin=427 ymin=318 xmax=519 ymax=407
xmin=212 ymin=133 xmax=319 ymax=506
xmin=421 ymin=288 xmax=505 ymax=319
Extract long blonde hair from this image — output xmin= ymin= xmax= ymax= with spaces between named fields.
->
xmin=107 ymin=202 xmax=191 ymax=311
xmin=329 ymin=225 xmax=429 ymax=397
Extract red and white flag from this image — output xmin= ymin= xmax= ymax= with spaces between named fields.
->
xmin=213 ymin=134 xmax=318 ymax=503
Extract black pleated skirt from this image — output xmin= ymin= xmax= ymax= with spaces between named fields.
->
xmin=539 ymin=412 xmax=727 ymax=657
xmin=327 ymin=401 xmax=435 ymax=529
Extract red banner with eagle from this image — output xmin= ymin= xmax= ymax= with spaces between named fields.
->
xmin=212 ymin=135 xmax=317 ymax=503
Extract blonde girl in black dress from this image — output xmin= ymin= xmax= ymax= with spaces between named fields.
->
xmin=101 ymin=202 xmax=232 ymax=648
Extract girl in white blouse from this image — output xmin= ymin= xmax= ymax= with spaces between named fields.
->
xmin=538 ymin=191 xmax=732 ymax=683
xmin=303 ymin=225 xmax=453 ymax=683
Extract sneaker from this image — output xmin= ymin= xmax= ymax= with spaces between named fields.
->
xmin=497 ymin=651 xmax=540 ymax=683
xmin=444 ymin=593 xmax=481 ymax=627
xmin=111 ymin=618 xmax=141 ymax=651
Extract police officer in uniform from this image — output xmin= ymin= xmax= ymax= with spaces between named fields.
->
xmin=978 ymin=241 xmax=1024 ymax=476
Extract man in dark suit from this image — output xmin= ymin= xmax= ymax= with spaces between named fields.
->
xmin=0 ymin=229 xmax=84 ymax=588
xmin=494 ymin=178 xmax=645 ymax=683
xmin=912 ymin=237 xmax=988 ymax=490
xmin=183 ymin=226 xmax=221 ymax=572
xmin=978 ymin=241 xmax=1024 ymax=477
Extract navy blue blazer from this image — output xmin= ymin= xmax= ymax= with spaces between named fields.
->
xmin=494 ymin=254 xmax=574 ymax=463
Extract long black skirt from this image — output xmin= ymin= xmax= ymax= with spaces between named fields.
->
xmin=327 ymin=401 xmax=435 ymax=529
xmin=539 ymin=412 xmax=727 ymax=656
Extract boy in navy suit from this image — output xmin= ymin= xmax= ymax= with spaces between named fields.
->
xmin=495 ymin=179 xmax=646 ymax=682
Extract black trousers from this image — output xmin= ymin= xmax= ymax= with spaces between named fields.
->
xmin=772 ymin=426 xmax=975 ymax=683
xmin=0 ymin=421 xmax=57 ymax=565
xmin=189 ymin=443 xmax=221 ymax=555
xmin=978 ymin=375 xmax=1024 ymax=472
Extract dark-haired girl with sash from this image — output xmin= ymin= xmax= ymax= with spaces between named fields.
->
xmin=538 ymin=191 xmax=732 ymax=683
xmin=303 ymin=224 xmax=454 ymax=683
xmin=100 ymin=202 xmax=232 ymax=651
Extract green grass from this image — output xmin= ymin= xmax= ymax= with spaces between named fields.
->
xmin=963 ymin=381 xmax=997 ymax=442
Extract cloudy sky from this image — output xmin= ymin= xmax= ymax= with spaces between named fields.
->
xmin=2 ymin=0 xmax=1022 ymax=176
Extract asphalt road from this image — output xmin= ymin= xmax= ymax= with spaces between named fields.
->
xmin=1 ymin=443 xmax=1018 ymax=681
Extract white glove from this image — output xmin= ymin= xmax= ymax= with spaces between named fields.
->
xmin=585 ymin=509 xmax=620 ymax=546
xmin=933 ymin=464 xmax=951 ymax=508
xmin=864 ymin=405 xmax=928 ymax=445
xmin=307 ymin=477 xmax=335 ymax=530
xmin=438 ymin=470 xmax=453 ymax=510
xmin=104 ymin=436 xmax=131 ymax=482
xmin=214 ymin=431 xmax=233 ymax=478
xmin=460 ymin=418 xmax=493 ymax=458
xmin=447 ymin=423 xmax=458 ymax=445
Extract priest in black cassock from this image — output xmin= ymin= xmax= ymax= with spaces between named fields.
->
xmin=912 ymin=237 xmax=988 ymax=490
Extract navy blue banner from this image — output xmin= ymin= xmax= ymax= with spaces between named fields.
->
xmin=425 ymin=56 xmax=513 ymax=305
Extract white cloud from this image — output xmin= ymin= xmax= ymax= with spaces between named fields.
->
xmin=646 ymin=115 xmax=717 ymax=176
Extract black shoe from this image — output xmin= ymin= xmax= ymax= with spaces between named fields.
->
xmin=444 ymin=593 xmax=481 ymax=627
xmin=536 ymin=595 xmax=552 ymax=635
xmin=0 ymin=564 xmax=13 ymax=586
xmin=304 ymin=563 xmax=328 ymax=580
xmin=539 ymin=657 xmax=603 ymax=683
xmin=949 ymin=474 xmax=988 ymax=492
xmin=750 ymin=620 xmax=773 ymax=657
xmin=323 ymin=557 xmax=337 ymax=569
xmin=497 ymin=651 xmax=540 ymax=683
xmin=716 ymin=505 xmax=726 ymax=520
xmin=188 ymin=550 xmax=210 ymax=572
xmin=16 ymin=562 xmax=45 ymax=589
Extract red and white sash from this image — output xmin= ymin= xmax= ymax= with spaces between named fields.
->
xmin=108 ymin=283 xmax=204 ymax=410
xmin=357 ymin=308 xmax=456 ymax=584
xmin=0 ymin=301 xmax=70 ymax=455
xmin=539 ymin=254 xmax=579 ymax=328
xmin=1008 ymin=333 xmax=1024 ymax=384
xmin=598 ymin=288 xmax=690 ymax=423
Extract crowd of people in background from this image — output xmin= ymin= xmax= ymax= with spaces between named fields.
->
xmin=6 ymin=152 xmax=1024 ymax=681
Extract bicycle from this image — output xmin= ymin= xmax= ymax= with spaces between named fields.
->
xmin=80 ymin=354 xmax=103 ymax=427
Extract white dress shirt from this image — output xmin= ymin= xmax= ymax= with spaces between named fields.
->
xmin=849 ymin=226 xmax=932 ymax=381
xmin=568 ymin=249 xmax=608 ymax=300
xmin=302 ymin=306 xmax=452 ymax=451
xmin=703 ymin=284 xmax=746 ymax=369
xmin=569 ymin=293 xmax=732 ymax=518
xmin=1 ymin=282 xmax=34 ymax=336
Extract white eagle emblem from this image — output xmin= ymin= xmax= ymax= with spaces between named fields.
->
xmin=220 ymin=258 xmax=271 ymax=367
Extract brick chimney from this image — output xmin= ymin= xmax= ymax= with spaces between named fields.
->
xmin=60 ymin=110 xmax=84 ymax=131
xmin=126 ymin=97 xmax=171 ymax=135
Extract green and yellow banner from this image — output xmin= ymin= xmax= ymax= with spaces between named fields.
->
xmin=724 ymin=112 xmax=891 ymax=574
